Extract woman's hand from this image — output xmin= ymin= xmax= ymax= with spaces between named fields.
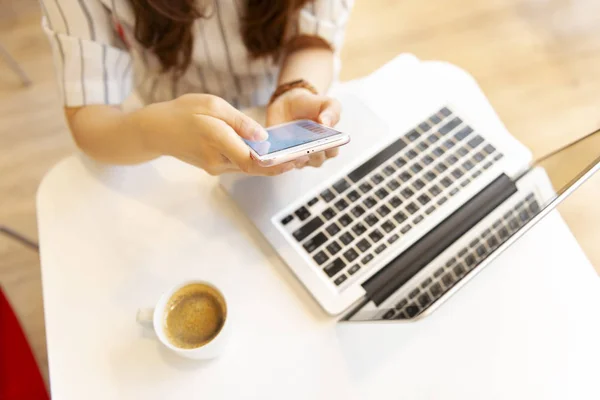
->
xmin=131 ymin=94 xmax=308 ymax=176
xmin=266 ymin=88 xmax=342 ymax=168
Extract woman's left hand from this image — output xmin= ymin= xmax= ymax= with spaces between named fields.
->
xmin=266 ymin=88 xmax=342 ymax=168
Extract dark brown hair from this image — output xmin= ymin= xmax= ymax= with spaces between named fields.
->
xmin=129 ymin=0 xmax=311 ymax=75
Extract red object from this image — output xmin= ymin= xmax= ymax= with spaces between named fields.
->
xmin=0 ymin=287 xmax=49 ymax=400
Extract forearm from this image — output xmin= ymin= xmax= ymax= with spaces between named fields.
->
xmin=65 ymin=105 xmax=160 ymax=165
xmin=278 ymin=41 xmax=335 ymax=94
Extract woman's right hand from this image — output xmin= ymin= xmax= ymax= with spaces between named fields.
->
xmin=131 ymin=94 xmax=309 ymax=176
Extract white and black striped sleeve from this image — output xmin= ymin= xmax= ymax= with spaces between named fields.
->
xmin=39 ymin=0 xmax=132 ymax=107
xmin=297 ymin=0 xmax=355 ymax=52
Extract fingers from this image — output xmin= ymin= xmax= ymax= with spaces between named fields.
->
xmin=325 ymin=147 xmax=339 ymax=159
xmin=318 ymin=98 xmax=342 ymax=127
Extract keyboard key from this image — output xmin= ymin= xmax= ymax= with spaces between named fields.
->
xmin=432 ymin=147 xmax=445 ymax=157
xmin=334 ymin=274 xmax=347 ymax=286
xmin=424 ymin=171 xmax=436 ymax=182
xmin=419 ymin=121 xmax=431 ymax=132
xmin=313 ymin=251 xmax=329 ymax=265
xmin=437 ymin=197 xmax=448 ymax=206
xmin=476 ymin=245 xmax=486 ymax=257
xmin=394 ymin=157 xmax=407 ymax=168
xmin=393 ymin=212 xmax=407 ymax=224
xmin=303 ymin=232 xmax=328 ymax=253
xmin=307 ymin=198 xmax=319 ymax=207
xmin=281 ymin=215 xmax=294 ymax=225
xmin=410 ymin=163 xmax=423 ymax=173
xmin=417 ymin=194 xmax=431 ymax=205
xmin=454 ymin=126 xmax=472 ymax=140
xmin=387 ymin=234 xmax=400 ymax=244
xmin=418 ymin=293 xmax=432 ymax=308
xmin=430 ymin=282 xmax=443 ymax=297
xmin=453 ymin=263 xmax=466 ymax=277
xmin=324 ymin=258 xmax=345 ymax=277
xmin=357 ymin=239 xmax=372 ymax=252
xmin=359 ymin=182 xmax=373 ymax=193
xmin=417 ymin=142 xmax=429 ymax=152
xmin=434 ymin=267 xmax=445 ymax=278
xmin=499 ymin=227 xmax=509 ymax=239
xmin=323 ymin=207 xmax=336 ymax=220
xmin=382 ymin=309 xmax=395 ymax=319
xmin=409 ymin=288 xmax=420 ymax=299
xmin=413 ymin=179 xmax=425 ymax=190
xmin=443 ymin=139 xmax=456 ymax=149
xmin=371 ymin=173 xmax=384 ymax=184
xmin=457 ymin=147 xmax=469 ymax=156
xmin=326 ymin=223 xmax=341 ymax=236
xmin=375 ymin=188 xmax=390 ymax=200
xmin=425 ymin=206 xmax=435 ymax=215
xmin=427 ymin=134 xmax=439 ymax=144
xmin=347 ymin=190 xmax=360 ymax=202
xmin=519 ymin=210 xmax=530 ymax=222
xmin=401 ymin=225 xmax=412 ymax=234
xmin=483 ymin=144 xmax=496 ymax=154
xmin=473 ymin=152 xmax=485 ymax=162
xmin=321 ymin=189 xmax=335 ymax=202
xmin=421 ymin=277 xmax=433 ymax=288
xmin=509 ymin=218 xmax=519 ymax=230
xmin=407 ymin=129 xmax=420 ymax=141
xmin=369 ymin=230 xmax=384 ymax=243
xmin=446 ymin=257 xmax=457 ymax=267
xmin=381 ymin=220 xmax=395 ymax=233
xmin=483 ymin=161 xmax=493 ymax=170
xmin=465 ymin=254 xmax=476 ymax=267
xmin=374 ymin=244 xmax=386 ymax=254
xmin=344 ymin=248 xmax=359 ymax=262
xmin=440 ymin=107 xmax=452 ymax=116
xmin=462 ymin=160 xmax=474 ymax=170
xmin=383 ymin=165 xmax=396 ymax=176
xmin=399 ymin=171 xmax=412 ymax=182
xmin=348 ymin=264 xmax=361 ymax=275
xmin=441 ymin=177 xmax=452 ymax=188
xmin=435 ymin=163 xmax=448 ymax=173
xmin=405 ymin=304 xmax=420 ymax=318
xmin=293 ymin=217 xmax=324 ymax=241
xmin=451 ymin=169 xmax=463 ymax=179
xmin=361 ymin=254 xmax=374 ymax=264
xmin=348 ymin=137 xmax=408 ymax=182
xmin=387 ymin=179 xmax=400 ymax=190
xmin=333 ymin=179 xmax=351 ymax=194
xmin=494 ymin=153 xmax=503 ymax=161
xmin=363 ymin=196 xmax=377 ymax=208
xmin=442 ymin=273 xmax=456 ymax=287
xmin=413 ymin=215 xmax=424 ymax=224
xmin=406 ymin=150 xmax=418 ymax=159
xmin=295 ymin=207 xmax=311 ymax=221
xmin=458 ymin=249 xmax=467 ymax=258
xmin=377 ymin=205 xmax=391 ymax=217
xmin=472 ymin=170 xmax=482 ymax=179
xmin=460 ymin=179 xmax=471 ymax=188
xmin=482 ymin=228 xmax=491 ymax=238
xmin=530 ymin=200 xmax=540 ymax=213
xmin=352 ymin=223 xmax=367 ymax=236
xmin=351 ymin=205 xmax=366 ymax=218
xmin=401 ymin=188 xmax=414 ymax=199
xmin=440 ymin=117 xmax=463 ymax=134
xmin=340 ymin=232 xmax=354 ymax=245
xmin=390 ymin=196 xmax=403 ymax=208
xmin=449 ymin=188 xmax=459 ymax=196
xmin=365 ymin=214 xmax=379 ymax=226
xmin=430 ymin=114 xmax=442 ymax=124
xmin=327 ymin=241 xmax=342 ymax=255
xmin=447 ymin=154 xmax=459 ymax=164
xmin=429 ymin=185 xmax=441 ymax=196
xmin=469 ymin=239 xmax=479 ymax=248
xmin=339 ymin=214 xmax=353 ymax=227
xmin=334 ymin=198 xmax=349 ymax=211
xmin=406 ymin=203 xmax=419 ymax=214
xmin=395 ymin=298 xmax=408 ymax=310
xmin=467 ymin=135 xmax=484 ymax=149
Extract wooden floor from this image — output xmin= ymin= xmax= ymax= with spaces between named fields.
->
xmin=1 ymin=0 xmax=599 ymax=389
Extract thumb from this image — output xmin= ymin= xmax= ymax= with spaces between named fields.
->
xmin=318 ymin=98 xmax=342 ymax=127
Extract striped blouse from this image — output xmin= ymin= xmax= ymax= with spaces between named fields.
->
xmin=39 ymin=0 xmax=354 ymax=109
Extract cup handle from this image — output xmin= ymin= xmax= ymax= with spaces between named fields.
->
xmin=136 ymin=308 xmax=155 ymax=329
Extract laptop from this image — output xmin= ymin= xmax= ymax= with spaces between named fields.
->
xmin=220 ymin=94 xmax=599 ymax=320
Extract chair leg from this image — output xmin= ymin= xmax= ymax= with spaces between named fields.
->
xmin=0 ymin=43 xmax=32 ymax=86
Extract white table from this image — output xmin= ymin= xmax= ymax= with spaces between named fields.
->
xmin=38 ymin=56 xmax=600 ymax=399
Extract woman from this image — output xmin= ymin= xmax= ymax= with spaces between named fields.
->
xmin=39 ymin=0 xmax=354 ymax=176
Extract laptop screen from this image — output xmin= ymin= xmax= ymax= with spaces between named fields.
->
xmin=345 ymin=128 xmax=600 ymax=322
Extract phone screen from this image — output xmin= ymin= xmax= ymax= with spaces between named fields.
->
xmin=245 ymin=120 xmax=342 ymax=156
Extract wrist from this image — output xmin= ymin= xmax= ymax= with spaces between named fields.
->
xmin=126 ymin=102 xmax=166 ymax=158
xmin=269 ymin=79 xmax=318 ymax=106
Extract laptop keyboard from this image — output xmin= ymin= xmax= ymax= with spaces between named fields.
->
xmin=381 ymin=193 xmax=541 ymax=320
xmin=278 ymin=107 xmax=505 ymax=288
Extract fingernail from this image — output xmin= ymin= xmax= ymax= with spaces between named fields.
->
xmin=320 ymin=113 xmax=332 ymax=127
xmin=253 ymin=127 xmax=268 ymax=142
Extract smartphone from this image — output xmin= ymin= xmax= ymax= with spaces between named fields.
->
xmin=244 ymin=119 xmax=350 ymax=167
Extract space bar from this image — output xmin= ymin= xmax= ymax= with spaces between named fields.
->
xmin=347 ymin=137 xmax=407 ymax=182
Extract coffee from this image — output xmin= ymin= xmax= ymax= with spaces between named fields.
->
xmin=163 ymin=283 xmax=226 ymax=349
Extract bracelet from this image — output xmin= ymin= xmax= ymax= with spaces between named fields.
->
xmin=268 ymin=79 xmax=318 ymax=105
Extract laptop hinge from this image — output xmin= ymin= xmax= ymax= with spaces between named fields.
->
xmin=362 ymin=173 xmax=517 ymax=306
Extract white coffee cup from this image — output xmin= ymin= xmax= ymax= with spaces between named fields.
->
xmin=136 ymin=280 xmax=230 ymax=360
